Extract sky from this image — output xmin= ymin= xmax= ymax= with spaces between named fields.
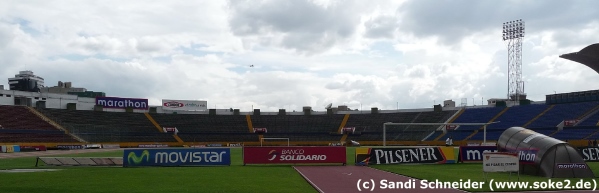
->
xmin=1 ymin=0 xmax=599 ymax=112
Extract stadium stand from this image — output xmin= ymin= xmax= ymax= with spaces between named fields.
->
xmin=252 ymin=114 xmax=345 ymax=141
xmin=346 ymin=110 xmax=456 ymax=142
xmin=527 ymin=101 xmax=599 ymax=128
xmin=0 ymin=105 xmax=77 ymax=142
xmin=150 ymin=114 xmax=255 ymax=142
xmin=37 ymin=108 xmax=176 ymax=143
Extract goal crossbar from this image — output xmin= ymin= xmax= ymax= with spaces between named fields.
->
xmin=382 ymin=121 xmax=500 ymax=146
xmin=260 ymin=138 xmax=290 ymax=146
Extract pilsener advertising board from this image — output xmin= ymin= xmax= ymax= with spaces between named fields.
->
xmin=578 ymin=147 xmax=599 ymax=162
xmin=162 ymin=99 xmax=207 ymax=111
xmin=243 ymin=146 xmax=346 ymax=165
xmin=355 ymin=147 xmax=449 ymax=165
xmin=123 ymin=148 xmax=231 ymax=167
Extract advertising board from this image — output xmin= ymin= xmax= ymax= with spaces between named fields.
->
xmin=459 ymin=146 xmax=498 ymax=162
xmin=96 ymin=97 xmax=149 ymax=110
xmin=123 ymin=148 xmax=231 ymax=167
xmin=57 ymin=145 xmax=85 ymax=150
xmin=162 ymin=99 xmax=207 ymax=111
xmin=578 ymin=147 xmax=599 ymax=162
xmin=138 ymin=144 xmax=169 ymax=148
xmin=20 ymin=145 xmax=47 ymax=152
xmin=355 ymin=147 xmax=447 ymax=165
xmin=243 ymin=146 xmax=346 ymax=165
xmin=482 ymin=152 xmax=519 ymax=173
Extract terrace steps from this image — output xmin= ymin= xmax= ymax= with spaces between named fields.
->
xmin=145 ymin=113 xmax=183 ymax=143
xmin=433 ymin=108 xmax=465 ymax=141
xmin=27 ymin=107 xmax=86 ymax=143
xmin=144 ymin=113 xmax=166 ymax=133
xmin=339 ymin=114 xmax=350 ymax=142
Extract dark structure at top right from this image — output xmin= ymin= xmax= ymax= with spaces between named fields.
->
xmin=560 ymin=43 xmax=599 ymax=74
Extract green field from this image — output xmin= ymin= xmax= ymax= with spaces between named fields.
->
xmin=0 ymin=147 xmax=598 ymax=193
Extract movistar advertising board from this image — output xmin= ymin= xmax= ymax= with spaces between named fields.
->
xmin=123 ymin=148 xmax=231 ymax=167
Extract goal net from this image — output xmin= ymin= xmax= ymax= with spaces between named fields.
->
xmin=382 ymin=122 xmax=499 ymax=146
xmin=260 ymin=138 xmax=290 ymax=146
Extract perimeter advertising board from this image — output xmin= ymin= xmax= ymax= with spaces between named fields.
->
xmin=123 ymin=148 xmax=231 ymax=167
xmin=459 ymin=146 xmax=498 ymax=162
xmin=482 ymin=152 xmax=519 ymax=173
xmin=578 ymin=147 xmax=599 ymax=162
xmin=96 ymin=97 xmax=149 ymax=110
xmin=243 ymin=146 xmax=346 ymax=165
xmin=162 ymin=99 xmax=207 ymax=111
xmin=355 ymin=146 xmax=456 ymax=165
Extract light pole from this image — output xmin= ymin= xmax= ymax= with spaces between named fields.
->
xmin=502 ymin=19 xmax=525 ymax=102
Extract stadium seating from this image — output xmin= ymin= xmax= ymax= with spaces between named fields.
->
xmin=576 ymin=111 xmax=599 ymax=126
xmin=487 ymin=104 xmax=549 ymax=130
xmin=0 ymin=105 xmax=58 ymax=130
xmin=346 ymin=110 xmax=456 ymax=141
xmin=527 ymin=101 xmax=599 ymax=128
xmin=450 ymin=107 xmax=506 ymax=130
xmin=151 ymin=114 xmax=248 ymax=133
xmin=0 ymin=106 xmax=77 ymax=142
xmin=38 ymin=108 xmax=175 ymax=143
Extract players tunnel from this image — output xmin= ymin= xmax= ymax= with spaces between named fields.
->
xmin=497 ymin=127 xmax=594 ymax=178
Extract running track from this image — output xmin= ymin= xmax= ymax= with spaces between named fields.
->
xmin=294 ymin=166 xmax=597 ymax=193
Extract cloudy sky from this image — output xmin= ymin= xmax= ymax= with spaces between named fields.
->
xmin=1 ymin=0 xmax=599 ymax=111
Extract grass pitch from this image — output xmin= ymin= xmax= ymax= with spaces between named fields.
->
xmin=1 ymin=147 xmax=599 ymax=192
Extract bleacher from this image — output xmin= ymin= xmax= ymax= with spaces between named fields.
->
xmin=527 ymin=101 xmax=599 ymax=128
xmin=551 ymin=127 xmax=597 ymax=141
xmin=38 ymin=108 xmax=175 ymax=143
xmin=450 ymin=107 xmax=505 ymax=131
xmin=151 ymin=114 xmax=254 ymax=142
xmin=152 ymin=114 xmax=248 ymax=133
xmin=253 ymin=114 xmax=345 ymax=141
xmin=487 ymin=104 xmax=549 ymax=130
xmin=346 ymin=110 xmax=456 ymax=141
xmin=0 ymin=106 xmax=77 ymax=142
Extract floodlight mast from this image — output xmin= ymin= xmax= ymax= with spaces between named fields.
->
xmin=382 ymin=122 xmax=500 ymax=146
xmin=503 ymin=19 xmax=525 ymax=103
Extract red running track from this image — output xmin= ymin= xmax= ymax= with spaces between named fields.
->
xmin=294 ymin=166 xmax=597 ymax=193
xmin=294 ymin=166 xmax=467 ymax=193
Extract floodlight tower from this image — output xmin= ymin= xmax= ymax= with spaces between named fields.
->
xmin=502 ymin=19 xmax=525 ymax=102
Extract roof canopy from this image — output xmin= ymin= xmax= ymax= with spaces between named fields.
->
xmin=560 ymin=43 xmax=599 ymax=74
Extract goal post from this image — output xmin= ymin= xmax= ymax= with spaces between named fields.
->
xmin=382 ymin=122 xmax=500 ymax=146
xmin=260 ymin=138 xmax=290 ymax=146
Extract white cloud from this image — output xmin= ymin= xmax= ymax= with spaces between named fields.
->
xmin=1 ymin=0 xmax=598 ymax=112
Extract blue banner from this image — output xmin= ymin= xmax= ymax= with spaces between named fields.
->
xmin=459 ymin=146 xmax=498 ymax=162
xmin=123 ymin=148 xmax=231 ymax=167
xmin=96 ymin=96 xmax=149 ymax=109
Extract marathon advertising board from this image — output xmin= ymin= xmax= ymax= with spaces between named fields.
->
xmin=502 ymin=148 xmax=539 ymax=165
xmin=57 ymin=145 xmax=85 ymax=150
xmin=356 ymin=147 xmax=446 ymax=165
xmin=123 ymin=148 xmax=231 ymax=167
xmin=162 ymin=99 xmax=207 ymax=111
xmin=243 ymin=146 xmax=346 ymax=165
xmin=227 ymin=143 xmax=242 ymax=147
xmin=459 ymin=146 xmax=498 ymax=162
xmin=19 ymin=145 xmax=47 ymax=152
xmin=96 ymin=96 xmax=149 ymax=110
xmin=138 ymin=144 xmax=169 ymax=148
xmin=578 ymin=147 xmax=599 ymax=162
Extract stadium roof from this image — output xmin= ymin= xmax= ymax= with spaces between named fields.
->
xmin=560 ymin=43 xmax=599 ymax=74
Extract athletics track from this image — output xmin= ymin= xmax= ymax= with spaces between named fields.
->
xmin=294 ymin=166 xmax=596 ymax=193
